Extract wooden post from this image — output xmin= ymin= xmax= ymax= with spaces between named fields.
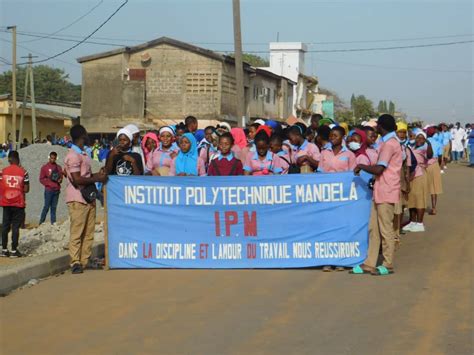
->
xmin=103 ymin=186 xmax=109 ymax=270
xmin=232 ymin=0 xmax=245 ymax=127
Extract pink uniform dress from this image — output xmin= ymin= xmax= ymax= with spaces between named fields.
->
xmin=275 ymin=150 xmax=290 ymax=174
xmin=290 ymin=140 xmax=321 ymax=166
xmin=366 ymin=147 xmax=379 ymax=165
xmin=317 ymin=145 xmax=356 ymax=173
xmin=243 ymin=151 xmax=283 ymax=175
xmin=373 ymin=132 xmax=403 ymax=204
xmin=145 ymin=144 xmax=179 ymax=174
xmin=412 ymin=144 xmax=428 ymax=178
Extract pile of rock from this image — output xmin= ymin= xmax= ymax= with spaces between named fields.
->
xmin=18 ymin=220 xmax=104 ymax=257
xmin=0 ymin=144 xmax=103 ymax=225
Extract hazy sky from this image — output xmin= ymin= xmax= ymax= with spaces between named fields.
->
xmin=1 ymin=0 xmax=473 ymax=123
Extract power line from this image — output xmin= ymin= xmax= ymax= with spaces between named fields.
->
xmin=314 ymin=58 xmax=473 ymax=73
xmin=8 ymin=0 xmax=129 ymax=65
xmin=20 ymin=0 xmax=104 ymax=44
xmin=3 ymin=29 xmax=473 ymax=47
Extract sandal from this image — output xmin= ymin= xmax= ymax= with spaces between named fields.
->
xmin=429 ymin=209 xmax=437 ymax=215
xmin=371 ymin=265 xmax=394 ymax=276
xmin=322 ymin=266 xmax=333 ymax=272
xmin=349 ymin=265 xmax=372 ymax=274
xmin=335 ymin=266 xmax=346 ymax=271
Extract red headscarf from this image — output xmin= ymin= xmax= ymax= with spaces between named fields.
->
xmin=256 ymin=125 xmax=272 ymax=138
xmin=231 ymin=128 xmax=247 ymax=148
xmin=352 ymin=129 xmax=368 ymax=158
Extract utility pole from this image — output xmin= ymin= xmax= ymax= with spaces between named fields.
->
xmin=232 ymin=0 xmax=245 ymax=127
xmin=7 ymin=26 xmax=17 ymax=149
xmin=19 ymin=53 xmax=38 ymax=144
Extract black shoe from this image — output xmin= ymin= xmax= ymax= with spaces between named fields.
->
xmin=9 ymin=250 xmax=22 ymax=258
xmin=71 ymin=263 xmax=83 ymax=274
xmin=1 ymin=249 xmax=10 ymax=257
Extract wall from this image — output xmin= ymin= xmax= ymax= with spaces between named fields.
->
xmin=0 ymin=114 xmax=70 ymax=143
xmin=127 ymin=44 xmax=222 ymax=121
xmin=248 ymin=75 xmax=279 ymax=119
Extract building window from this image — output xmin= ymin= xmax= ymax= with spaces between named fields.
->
xmin=253 ymin=85 xmax=258 ymax=100
xmin=265 ymin=88 xmax=271 ymax=103
xmin=273 ymin=90 xmax=277 ymax=104
xmin=186 ymin=72 xmax=218 ymax=93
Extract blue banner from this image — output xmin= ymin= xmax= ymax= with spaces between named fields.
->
xmin=106 ymin=173 xmax=372 ymax=269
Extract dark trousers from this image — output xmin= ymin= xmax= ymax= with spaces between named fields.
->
xmin=2 ymin=207 xmax=25 ymax=250
xmin=39 ymin=190 xmax=60 ymax=224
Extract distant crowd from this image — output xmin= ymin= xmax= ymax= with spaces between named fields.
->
xmin=1 ymin=114 xmax=473 ymax=276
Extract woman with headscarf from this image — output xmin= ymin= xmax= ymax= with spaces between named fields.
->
xmin=105 ymin=128 xmax=144 ymax=176
xmin=141 ymin=132 xmax=159 ymax=165
xmin=146 ymin=126 xmax=179 ymax=176
xmin=348 ymin=129 xmax=374 ymax=165
xmin=170 ymin=133 xmax=206 ymax=176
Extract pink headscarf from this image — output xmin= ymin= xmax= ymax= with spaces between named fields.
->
xmin=231 ymin=128 xmax=247 ymax=148
xmin=141 ymin=132 xmax=159 ymax=163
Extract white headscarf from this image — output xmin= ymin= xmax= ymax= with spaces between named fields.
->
xmin=124 ymin=124 xmax=140 ymax=135
xmin=117 ymin=128 xmax=133 ymax=142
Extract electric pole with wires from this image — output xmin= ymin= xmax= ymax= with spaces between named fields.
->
xmin=6 ymin=26 xmax=17 ymax=148
xmin=19 ymin=53 xmax=38 ymax=143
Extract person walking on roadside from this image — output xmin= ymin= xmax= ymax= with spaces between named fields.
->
xmin=39 ymin=151 xmax=62 ymax=225
xmin=0 ymin=151 xmax=30 ymax=258
xmin=439 ymin=123 xmax=451 ymax=170
xmin=450 ymin=122 xmax=466 ymax=162
xmin=351 ymin=114 xmax=402 ymax=276
xmin=64 ymin=125 xmax=107 ymax=274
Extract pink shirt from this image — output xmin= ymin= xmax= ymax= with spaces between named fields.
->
xmin=412 ymin=144 xmax=428 ymax=177
xmin=145 ymin=145 xmax=179 ymax=173
xmin=64 ymin=147 xmax=92 ymax=204
xmin=366 ymin=148 xmax=379 ymax=165
xmin=275 ymin=150 xmax=290 ymax=174
xmin=291 ymin=140 xmax=321 ymax=163
xmin=169 ymin=157 xmax=206 ymax=176
xmin=373 ymin=132 xmax=403 ymax=204
xmin=199 ymin=144 xmax=218 ymax=167
xmin=243 ymin=151 xmax=283 ymax=175
xmin=317 ymin=146 xmax=356 ymax=173
xmin=356 ymin=154 xmax=371 ymax=166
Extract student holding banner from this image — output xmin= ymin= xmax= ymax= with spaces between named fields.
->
xmin=105 ymin=128 xmax=144 ymax=176
xmin=146 ymin=126 xmax=179 ymax=176
xmin=243 ymin=131 xmax=283 ymax=176
xmin=318 ymin=126 xmax=356 ymax=173
xmin=352 ymin=114 xmax=402 ymax=276
xmin=287 ymin=125 xmax=320 ymax=173
xmin=169 ymin=133 xmax=206 ymax=176
xmin=207 ymin=133 xmax=244 ymax=176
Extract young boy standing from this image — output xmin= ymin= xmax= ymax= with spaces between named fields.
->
xmin=0 ymin=151 xmax=30 ymax=257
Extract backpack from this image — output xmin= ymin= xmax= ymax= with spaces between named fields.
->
xmin=279 ymin=156 xmax=300 ymax=174
xmin=406 ymin=146 xmax=418 ymax=175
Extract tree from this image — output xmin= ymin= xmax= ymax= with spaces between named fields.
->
xmin=0 ymin=65 xmax=81 ymax=102
xmin=382 ymin=100 xmax=388 ymax=113
xmin=352 ymin=95 xmax=375 ymax=120
xmin=318 ymin=87 xmax=348 ymax=112
xmin=389 ymin=101 xmax=395 ymax=115
xmin=350 ymin=94 xmax=355 ymax=110
xmin=230 ymin=53 xmax=269 ymax=67
xmin=377 ymin=100 xmax=384 ymax=113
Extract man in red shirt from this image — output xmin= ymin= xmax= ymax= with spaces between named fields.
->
xmin=39 ymin=151 xmax=62 ymax=225
xmin=0 ymin=151 xmax=30 ymax=257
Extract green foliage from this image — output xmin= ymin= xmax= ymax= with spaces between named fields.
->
xmin=377 ymin=100 xmax=384 ymax=113
xmin=389 ymin=101 xmax=395 ymax=115
xmin=0 ymin=65 xmax=81 ymax=102
xmin=352 ymin=94 xmax=375 ymax=120
xmin=350 ymin=94 xmax=355 ymax=110
xmin=229 ymin=53 xmax=270 ymax=67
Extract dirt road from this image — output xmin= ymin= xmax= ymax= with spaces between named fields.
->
xmin=1 ymin=164 xmax=472 ymax=355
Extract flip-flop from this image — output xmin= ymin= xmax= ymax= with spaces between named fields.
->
xmin=322 ymin=266 xmax=333 ymax=272
xmin=349 ymin=265 xmax=372 ymax=275
xmin=429 ymin=210 xmax=437 ymax=215
xmin=371 ymin=266 xmax=394 ymax=276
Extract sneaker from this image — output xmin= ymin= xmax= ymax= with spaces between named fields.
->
xmin=1 ymin=249 xmax=10 ymax=257
xmin=440 ymin=170 xmax=445 ymax=174
xmin=402 ymin=222 xmax=416 ymax=232
xmin=411 ymin=223 xmax=425 ymax=232
xmin=9 ymin=250 xmax=22 ymax=258
xmin=71 ymin=263 xmax=83 ymax=274
xmin=443 ymin=165 xmax=447 ymax=169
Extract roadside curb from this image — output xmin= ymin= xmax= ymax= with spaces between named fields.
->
xmin=0 ymin=242 xmax=104 ymax=296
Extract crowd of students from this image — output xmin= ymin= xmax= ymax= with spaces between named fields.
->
xmin=1 ymin=113 xmax=472 ymax=275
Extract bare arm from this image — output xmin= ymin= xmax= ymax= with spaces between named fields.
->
xmin=354 ymin=164 xmax=385 ymax=176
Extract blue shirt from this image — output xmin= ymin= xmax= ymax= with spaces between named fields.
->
xmin=428 ymin=137 xmax=442 ymax=158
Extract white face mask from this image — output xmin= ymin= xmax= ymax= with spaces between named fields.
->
xmin=348 ymin=141 xmax=361 ymax=151
xmin=409 ymin=139 xmax=415 ymax=145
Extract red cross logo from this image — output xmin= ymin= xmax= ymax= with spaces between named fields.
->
xmin=6 ymin=176 xmax=19 ymax=188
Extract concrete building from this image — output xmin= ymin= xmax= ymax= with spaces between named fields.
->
xmin=0 ymin=94 xmax=79 ymax=143
xmin=259 ymin=42 xmax=321 ymax=119
xmin=77 ymin=37 xmax=294 ymax=133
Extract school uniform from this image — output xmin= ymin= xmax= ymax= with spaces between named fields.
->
xmin=426 ymin=138 xmax=443 ymax=195
xmin=275 ymin=150 xmax=291 ymax=174
xmin=441 ymin=131 xmax=451 ymax=159
xmin=145 ymin=144 xmax=179 ymax=176
xmin=317 ymin=145 xmax=356 ymax=173
xmin=207 ymin=153 xmax=244 ymax=176
xmin=407 ymin=144 xmax=429 ymax=209
xmin=365 ymin=131 xmax=402 ymax=269
xmin=366 ymin=147 xmax=379 ymax=165
xmin=394 ymin=144 xmax=411 ymax=215
xmin=291 ymin=140 xmax=320 ymax=173
xmin=169 ymin=157 xmax=206 ymax=176
xmin=243 ymin=151 xmax=283 ymax=175
xmin=198 ymin=143 xmax=218 ymax=172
